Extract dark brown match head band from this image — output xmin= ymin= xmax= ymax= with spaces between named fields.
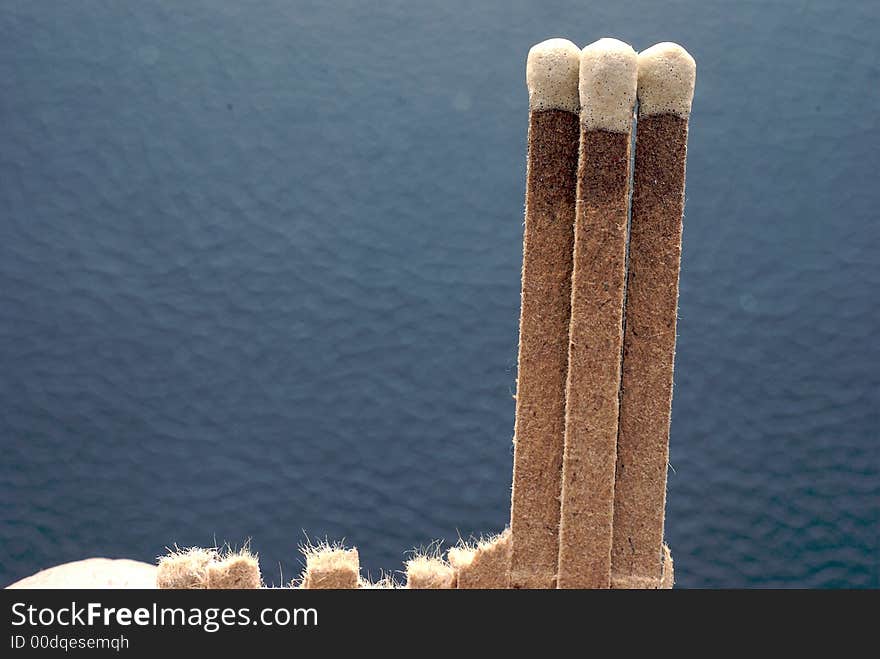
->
xmin=579 ymin=38 xmax=638 ymax=132
xmin=526 ymin=38 xmax=581 ymax=113
xmin=637 ymin=42 xmax=696 ymax=117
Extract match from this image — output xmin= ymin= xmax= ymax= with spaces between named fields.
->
xmin=557 ymin=38 xmax=638 ymax=589
xmin=611 ymin=42 xmax=696 ymax=588
xmin=509 ymin=38 xmax=581 ymax=589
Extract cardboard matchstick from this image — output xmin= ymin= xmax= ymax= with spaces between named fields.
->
xmin=509 ymin=38 xmax=580 ymax=589
xmin=611 ymin=42 xmax=696 ymax=587
xmin=557 ymin=39 xmax=638 ymax=589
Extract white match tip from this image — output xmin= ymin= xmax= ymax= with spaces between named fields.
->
xmin=526 ymin=38 xmax=581 ymax=113
xmin=637 ymin=42 xmax=696 ymax=117
xmin=579 ymin=38 xmax=638 ymax=132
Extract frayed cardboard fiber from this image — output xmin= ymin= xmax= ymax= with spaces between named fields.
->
xmin=660 ymin=544 xmax=674 ymax=589
xmin=358 ymin=573 xmax=399 ymax=589
xmin=157 ymin=546 xmax=261 ymax=589
xmin=405 ymin=555 xmax=456 ymax=589
xmin=156 ymin=547 xmax=217 ymax=590
xmin=205 ymin=549 xmax=262 ymax=589
xmin=300 ymin=544 xmax=360 ymax=589
xmin=448 ymin=529 xmax=512 ymax=589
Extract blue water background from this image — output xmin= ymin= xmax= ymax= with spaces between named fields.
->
xmin=1 ymin=1 xmax=877 ymax=587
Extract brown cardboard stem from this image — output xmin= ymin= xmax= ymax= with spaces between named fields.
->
xmin=509 ymin=108 xmax=579 ymax=588
xmin=611 ymin=112 xmax=689 ymax=584
xmin=557 ymin=128 xmax=632 ymax=588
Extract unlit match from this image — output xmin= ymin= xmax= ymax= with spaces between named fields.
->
xmin=557 ymin=38 xmax=638 ymax=590
xmin=611 ymin=42 xmax=696 ymax=588
xmin=510 ymin=38 xmax=581 ymax=589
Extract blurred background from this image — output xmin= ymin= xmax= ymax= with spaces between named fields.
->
xmin=1 ymin=1 xmax=877 ymax=588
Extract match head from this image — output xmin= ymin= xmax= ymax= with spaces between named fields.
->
xmin=636 ymin=42 xmax=696 ymax=118
xmin=579 ymin=38 xmax=638 ymax=132
xmin=526 ymin=38 xmax=581 ymax=113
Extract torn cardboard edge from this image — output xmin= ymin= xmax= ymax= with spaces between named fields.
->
xmin=299 ymin=542 xmax=360 ymax=589
xmin=153 ymin=532 xmax=513 ymax=590
xmin=405 ymin=555 xmax=456 ymax=589
xmin=157 ymin=546 xmax=261 ymax=590
xmin=359 ymin=573 xmax=398 ymax=589
xmin=448 ymin=529 xmax=512 ymax=589
xmin=152 ymin=532 xmax=670 ymax=589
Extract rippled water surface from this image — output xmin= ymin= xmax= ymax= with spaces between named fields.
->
xmin=1 ymin=1 xmax=877 ymax=587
